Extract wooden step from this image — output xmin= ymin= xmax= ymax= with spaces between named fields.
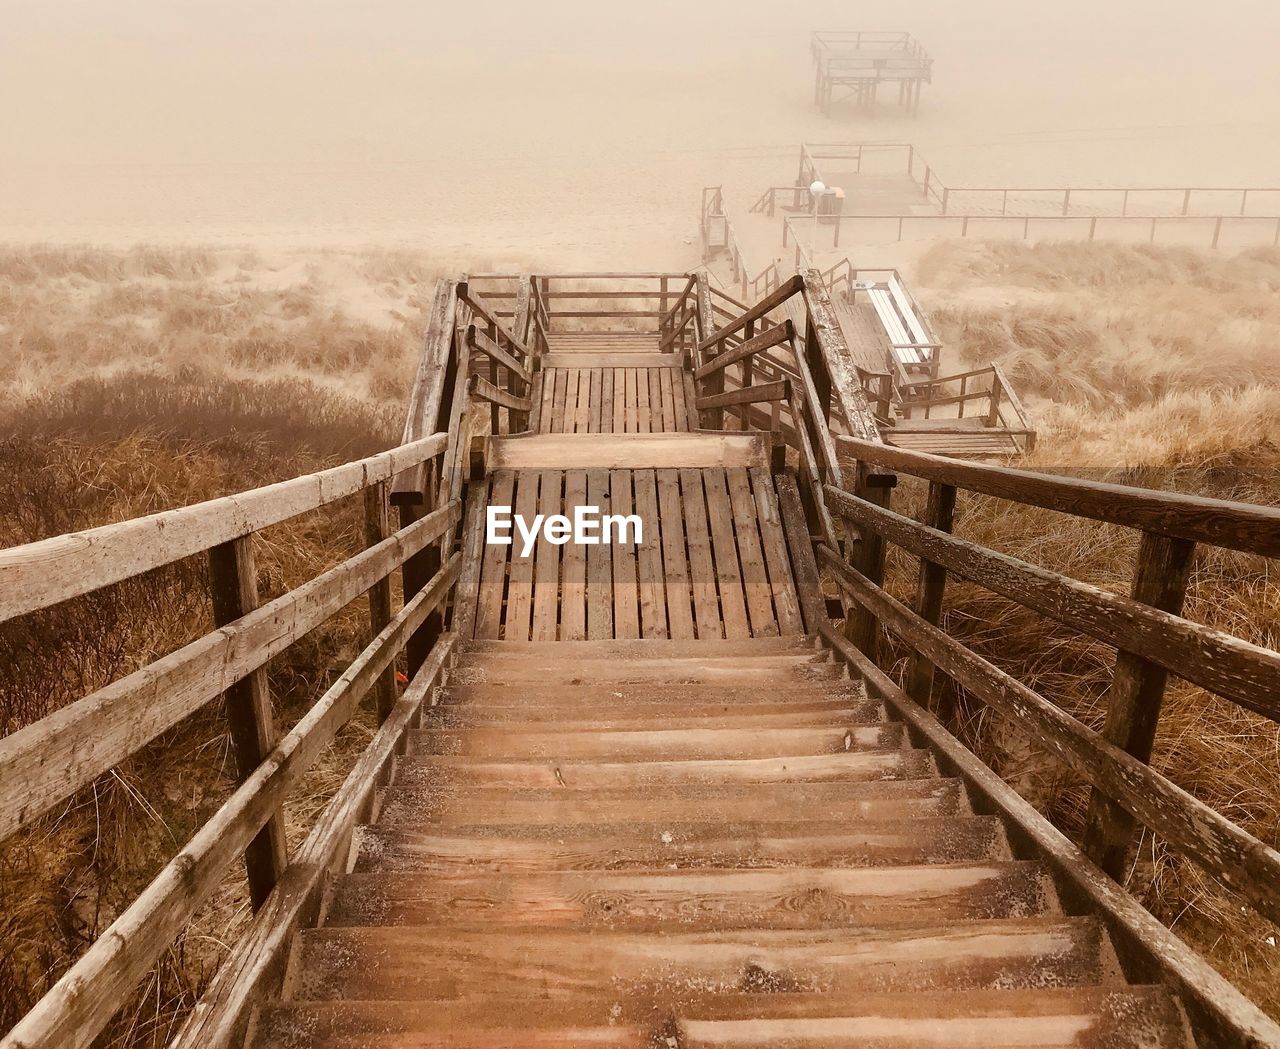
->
xmin=253 ymin=986 xmax=1191 ymax=1049
xmin=408 ymin=723 xmax=907 ymax=760
xmin=541 ymin=352 xmax=682 ymax=369
xmin=419 ymin=705 xmax=887 ymax=730
xmin=435 ymin=684 xmax=869 ymax=715
xmin=351 ymin=817 xmax=1013 ymax=874
xmin=375 ymin=779 xmax=966 ymax=826
xmin=485 ymin=432 xmax=774 ymax=470
xmin=451 ymin=654 xmax=841 ymax=687
xmin=392 ymin=750 xmax=937 ymax=788
xmin=324 ymin=863 xmax=1057 ymax=930
xmin=461 ymin=637 xmax=817 ymax=657
xmin=292 ymin=919 xmax=1117 ymax=1001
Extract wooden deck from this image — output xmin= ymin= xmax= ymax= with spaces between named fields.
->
xmin=463 ymin=461 xmax=803 ymax=642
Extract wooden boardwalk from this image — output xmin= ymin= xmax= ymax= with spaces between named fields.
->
xmin=1 ymin=272 xmax=1278 ymax=1049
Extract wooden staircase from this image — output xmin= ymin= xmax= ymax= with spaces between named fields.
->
xmin=247 ymin=638 xmax=1194 ymax=1048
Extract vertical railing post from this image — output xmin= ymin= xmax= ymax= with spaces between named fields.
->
xmin=208 ymin=535 xmax=288 ymax=910
xmin=703 ymin=335 xmax=726 ymax=430
xmin=843 ymin=462 xmax=895 ymax=661
xmin=1081 ymin=532 xmax=1196 ymax=879
xmin=907 ymin=482 xmax=957 ymax=714
xmin=364 ymin=480 xmax=396 ymax=720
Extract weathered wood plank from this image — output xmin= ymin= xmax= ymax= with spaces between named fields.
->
xmin=529 ymin=470 xmax=562 ymax=642
xmin=560 ymin=471 xmax=589 ymax=641
xmin=502 ymin=471 xmax=540 ymax=641
xmin=1083 ymin=533 xmax=1196 ymax=877
xmin=696 ymin=379 xmax=791 ymax=411
xmin=656 ymin=469 xmax=696 ymax=640
xmin=585 ymin=470 xmax=613 ymax=639
xmin=704 ymin=469 xmax=751 ymax=640
xmin=392 ymin=279 xmax=457 ymax=504
xmin=0 ymin=434 xmax=448 ymax=625
xmin=750 ymin=468 xmax=804 ymax=635
xmin=468 ymin=374 xmax=532 ymax=415
xmin=775 ymin=472 xmax=826 ymax=634
xmin=208 ymin=536 xmax=288 ymax=910
xmin=610 ymin=470 xmax=641 ymax=639
xmin=694 ymin=322 xmax=794 ymax=380
xmin=632 ymin=469 xmax=668 ymax=640
xmin=486 ymin=433 xmax=770 ymax=471
xmin=468 ymin=325 xmax=531 ymax=385
xmin=680 ymin=469 xmax=721 ymax=639
xmin=0 ymin=501 xmax=460 ymax=844
xmin=473 ymin=472 xmax=515 ymax=640
xmin=726 ymin=467 xmax=778 ymax=637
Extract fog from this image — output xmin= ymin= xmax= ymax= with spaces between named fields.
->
xmin=2 ymin=0 xmax=1278 ymax=261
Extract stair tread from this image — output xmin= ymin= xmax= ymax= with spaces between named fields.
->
xmin=419 ymin=707 xmax=887 ymax=730
xmin=434 ymin=685 xmax=869 ymax=713
xmin=392 ymin=750 xmax=936 ymax=788
xmin=408 ymin=723 xmax=907 ymax=760
xmin=254 ymin=986 xmax=1187 ymax=1049
xmin=375 ymin=778 xmax=966 ymax=826
xmin=351 ymin=817 xmax=1013 ymax=873
xmin=324 ymin=862 xmax=1058 ymax=929
xmin=293 ymin=918 xmax=1119 ymax=1001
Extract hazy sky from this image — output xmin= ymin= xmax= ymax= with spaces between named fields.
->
xmin=2 ymin=0 xmax=1277 ymax=249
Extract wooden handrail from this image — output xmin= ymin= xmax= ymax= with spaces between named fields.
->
xmin=817 ymin=620 xmax=1280 ymax=1049
xmin=837 ymin=436 xmax=1280 ymax=556
xmin=696 ymin=274 xmax=805 ymax=352
xmin=168 ymin=632 xmax=459 ymax=1049
xmin=469 ymin=325 xmax=532 ymax=385
xmin=693 ymin=321 xmax=793 ymax=380
xmin=0 ymin=432 xmax=448 ymax=625
xmin=817 ymin=544 xmax=1280 ymax=926
xmin=455 ymin=281 xmax=532 ymax=359
xmin=0 ymin=498 xmax=461 ymax=844
xmin=3 ymin=563 xmax=460 ymax=1049
xmin=824 ymin=484 xmax=1280 ymax=722
xmin=393 ymin=278 xmax=461 ymax=505
xmin=468 ymin=374 xmax=533 ymax=415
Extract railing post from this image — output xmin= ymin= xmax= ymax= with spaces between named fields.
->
xmin=703 ymin=336 xmax=727 ymax=430
xmin=843 ymin=462 xmax=895 ymax=661
xmin=1081 ymin=532 xmax=1196 ymax=879
xmin=907 ymin=482 xmax=957 ymax=714
xmin=364 ymin=480 xmax=396 ymax=720
xmin=208 ymin=535 xmax=288 ymax=910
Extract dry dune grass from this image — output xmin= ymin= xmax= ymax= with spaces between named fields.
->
xmin=897 ymin=239 xmax=1280 ymax=1014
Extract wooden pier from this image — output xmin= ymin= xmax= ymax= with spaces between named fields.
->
xmin=2 ymin=272 xmax=1280 ymax=1048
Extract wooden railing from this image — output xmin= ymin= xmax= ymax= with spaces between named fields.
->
xmin=897 ymin=363 xmax=1037 ymax=453
xmin=735 ymin=411 xmax=1280 ymax=1046
xmin=0 ymin=273 xmax=510 ymax=1049
xmin=822 ymin=435 xmax=1280 ymax=911
xmin=0 ymin=438 xmax=466 ymax=1049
